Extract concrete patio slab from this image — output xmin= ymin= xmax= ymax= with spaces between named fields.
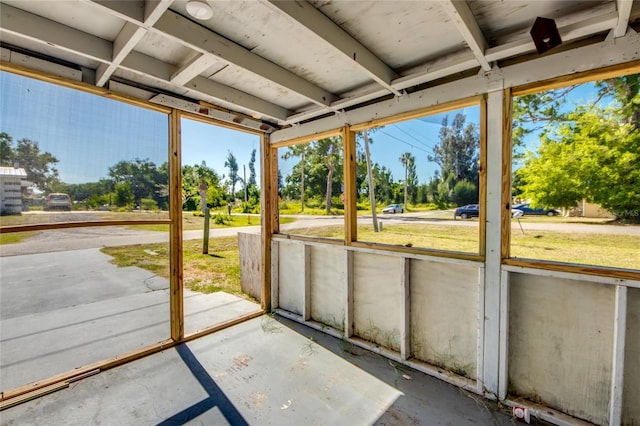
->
xmin=1 ymin=316 xmax=521 ymax=425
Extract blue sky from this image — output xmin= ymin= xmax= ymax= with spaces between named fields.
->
xmin=1 ymin=70 xmax=601 ymax=187
xmin=0 ymin=71 xmax=259 ymax=185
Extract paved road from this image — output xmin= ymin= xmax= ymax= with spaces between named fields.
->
xmin=1 ymin=211 xmax=637 ymax=257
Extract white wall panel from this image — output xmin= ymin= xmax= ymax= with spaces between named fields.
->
xmin=310 ymin=245 xmax=345 ymax=331
xmin=353 ymin=252 xmax=402 ymax=351
xmin=623 ymin=288 xmax=640 ymax=425
xmin=509 ymin=274 xmax=615 ymax=425
xmin=410 ymin=260 xmax=479 ymax=379
xmin=277 ymin=240 xmax=305 ymax=315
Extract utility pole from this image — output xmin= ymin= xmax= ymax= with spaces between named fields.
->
xmin=243 ymin=164 xmax=247 ymax=203
xmin=364 ymin=130 xmax=379 ymax=232
xmin=300 ymin=148 xmax=305 ymax=213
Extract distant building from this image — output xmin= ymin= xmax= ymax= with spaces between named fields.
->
xmin=0 ymin=166 xmax=27 ymax=214
xmin=569 ymin=199 xmax=615 ymax=219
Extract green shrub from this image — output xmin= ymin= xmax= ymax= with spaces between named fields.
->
xmin=140 ymin=198 xmax=159 ymax=211
xmin=213 ymin=213 xmax=230 ymax=225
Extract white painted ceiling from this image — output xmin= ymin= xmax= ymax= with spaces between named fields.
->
xmin=1 ymin=0 xmax=638 ymax=131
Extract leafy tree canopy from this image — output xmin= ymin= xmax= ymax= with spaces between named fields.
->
xmin=0 ymin=132 xmax=60 ymax=192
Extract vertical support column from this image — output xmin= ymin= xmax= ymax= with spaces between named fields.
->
xmin=483 ymin=85 xmax=506 ymax=397
xmin=498 ymin=269 xmax=510 ymax=399
xmin=400 ymin=257 xmax=411 ymax=361
xmin=609 ymin=285 xmax=627 ymax=425
xmin=303 ymin=244 xmax=312 ymax=321
xmin=271 ymin=241 xmax=279 ymax=310
xmin=169 ymin=110 xmax=183 ymax=341
xmin=476 ymin=267 xmax=486 ymax=394
xmin=261 ymin=134 xmax=276 ymax=311
xmin=344 ymin=250 xmax=354 ymax=338
xmin=343 ymin=127 xmax=357 ymax=244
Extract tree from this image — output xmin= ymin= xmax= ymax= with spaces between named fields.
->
xmin=513 ymin=74 xmax=640 ymax=220
xmin=429 ymin=114 xmax=479 ymax=185
xmin=224 ymin=151 xmax=239 ymax=200
xmin=0 ymin=132 xmax=60 ymax=192
xmin=517 ymin=107 xmax=639 ymax=219
xmin=282 ymin=144 xmax=307 ymax=212
xmin=315 ymin=137 xmax=342 ymax=214
xmin=399 ymin=152 xmax=415 ymax=207
xmin=182 ymin=161 xmax=224 ymax=211
xmin=406 ymin=157 xmax=419 ymax=204
xmin=451 ymin=180 xmax=478 ymax=206
xmin=109 ymin=158 xmax=164 ymax=207
xmin=248 ymin=148 xmax=257 ymax=186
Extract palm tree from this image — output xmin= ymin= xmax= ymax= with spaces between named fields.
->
xmin=399 ymin=152 xmax=414 ymax=208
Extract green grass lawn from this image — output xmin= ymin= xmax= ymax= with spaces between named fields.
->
xmin=0 ymin=231 xmax=35 ymax=245
xmin=511 ymin=229 xmax=639 ymax=269
xmin=98 ymin=222 xmax=637 ymax=302
xmin=101 ymin=237 xmax=248 ymax=298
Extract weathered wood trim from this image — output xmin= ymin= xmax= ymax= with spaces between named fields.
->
xmin=0 ymin=339 xmax=174 ymax=404
xmin=179 ymin=310 xmax=265 ymax=343
xmin=476 ymin=267 xmax=486 ymax=394
xmin=270 ymin=240 xmax=279 ymax=310
xmin=609 ymin=285 xmax=627 ymax=426
xmin=0 ymin=61 xmax=171 ymax=114
xmin=498 ymin=269 xmax=510 ymax=400
xmin=478 ymin=96 xmax=487 ymax=256
xmin=344 ymin=250 xmax=354 ymax=338
xmin=271 ymin=129 xmax=342 ymax=148
xmin=272 ymin=233 xmax=345 ymax=246
xmin=178 ymin=109 xmax=264 ymax=135
xmin=270 ymin=145 xmax=280 ymax=236
xmin=400 ymin=257 xmax=411 ymax=361
xmin=349 ymin=95 xmax=483 ymax=132
xmin=261 ymin=134 xmax=275 ymax=311
xmin=169 ymin=110 xmax=183 ymax=341
xmin=500 ymin=88 xmax=513 ymax=260
xmin=343 ymin=127 xmax=357 ymax=244
xmin=503 ymin=260 xmax=640 ymax=283
xmin=483 ymin=87 xmax=505 ymax=397
xmin=512 ymin=60 xmax=640 ymax=96
xmin=350 ymin=240 xmax=483 ymax=262
xmin=0 ymin=220 xmax=170 ymax=234
xmin=303 ymin=244 xmax=312 ymax=321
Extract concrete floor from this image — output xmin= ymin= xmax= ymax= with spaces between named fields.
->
xmin=1 ymin=316 xmax=521 ymax=426
xmin=1 ymin=248 xmax=261 ymax=391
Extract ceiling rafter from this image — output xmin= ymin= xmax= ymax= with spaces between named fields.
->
xmin=0 ymin=4 xmax=112 ymax=63
xmin=170 ymin=54 xmax=221 ymax=86
xmin=0 ymin=4 xmax=290 ymax=123
xmin=282 ymin=7 xmax=621 ymax=125
xmin=91 ymin=0 xmax=173 ymax=87
xmin=120 ymin=51 xmax=291 ymax=122
xmin=613 ymin=0 xmax=634 ymax=37
xmin=440 ymin=0 xmax=491 ymax=71
xmin=153 ymin=10 xmax=337 ymax=109
xmin=263 ymin=0 xmax=402 ymax=96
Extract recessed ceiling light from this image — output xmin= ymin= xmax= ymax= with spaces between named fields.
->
xmin=186 ymin=0 xmax=213 ymax=20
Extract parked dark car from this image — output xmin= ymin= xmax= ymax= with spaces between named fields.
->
xmin=382 ymin=203 xmax=404 ymax=214
xmin=512 ymin=203 xmax=560 ymax=216
xmin=454 ymin=204 xmax=479 ymax=219
xmin=43 ymin=193 xmax=72 ymax=211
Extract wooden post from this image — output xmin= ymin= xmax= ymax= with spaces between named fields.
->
xmin=260 ymin=134 xmax=276 ymax=311
xmin=169 ymin=110 xmax=183 ymax=341
xmin=343 ymin=127 xmax=357 ymax=244
xmin=203 ymin=208 xmax=210 ymax=254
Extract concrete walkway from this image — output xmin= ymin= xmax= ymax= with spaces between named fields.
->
xmin=0 ymin=248 xmax=260 ymax=391
xmin=2 ymin=316 xmax=520 ymax=426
